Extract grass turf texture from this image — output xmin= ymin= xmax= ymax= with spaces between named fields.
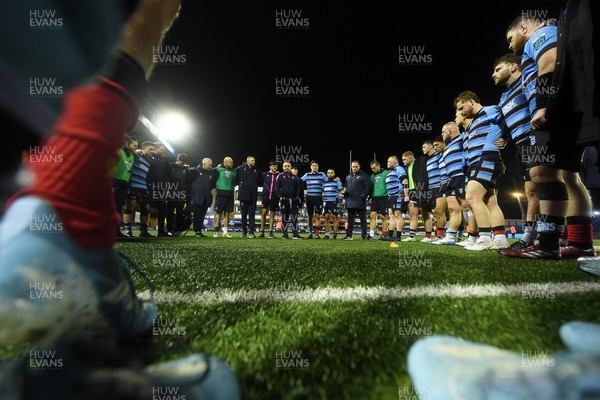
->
xmin=118 ymin=234 xmax=600 ymax=399
xmin=0 ymin=234 xmax=598 ymax=399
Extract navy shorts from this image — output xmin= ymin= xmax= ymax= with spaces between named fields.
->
xmin=261 ymin=196 xmax=279 ymax=212
xmin=370 ymin=196 xmax=388 ymax=215
xmin=323 ymin=201 xmax=339 ymax=215
xmin=466 ymin=157 xmax=504 ymax=190
xmin=306 ymin=196 xmax=323 ymax=215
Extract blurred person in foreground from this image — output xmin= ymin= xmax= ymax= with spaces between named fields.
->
xmin=0 ymin=1 xmax=240 ymax=398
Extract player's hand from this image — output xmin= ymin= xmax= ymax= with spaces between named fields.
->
xmin=494 ymin=138 xmax=506 ymax=149
xmin=531 ymin=108 xmax=548 ymax=130
xmin=335 ymin=177 xmax=341 ymax=181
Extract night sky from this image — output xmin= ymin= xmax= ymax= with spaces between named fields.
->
xmin=140 ymin=0 xmax=563 ymax=218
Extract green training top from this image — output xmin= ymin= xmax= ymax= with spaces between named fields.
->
xmin=216 ymin=165 xmax=237 ymax=191
xmin=370 ymin=170 xmax=389 ymax=197
xmin=113 ymin=148 xmax=135 ymax=181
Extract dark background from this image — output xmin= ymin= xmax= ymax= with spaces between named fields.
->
xmin=138 ymin=0 xmax=564 ymax=219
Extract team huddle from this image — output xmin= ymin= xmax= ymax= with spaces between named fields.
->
xmin=113 ymin=14 xmax=595 ymax=260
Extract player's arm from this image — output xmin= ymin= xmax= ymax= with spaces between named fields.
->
xmin=296 ymin=180 xmax=304 ymax=200
xmin=494 ymin=107 xmax=509 ymax=148
xmin=494 ymin=130 xmax=508 ymax=149
xmin=531 ymin=46 xmax=557 ymax=129
xmin=361 ymin=176 xmax=372 ymax=200
xmin=120 ymin=0 xmax=182 ymax=80
xmin=340 ymin=178 xmax=348 ymax=195
xmin=93 ymin=0 xmax=181 ymax=137
xmin=257 ymin=169 xmax=264 ymax=186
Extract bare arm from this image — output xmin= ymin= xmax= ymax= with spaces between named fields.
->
xmin=537 ymin=47 xmax=557 ymax=76
xmin=120 ymin=0 xmax=182 ymax=80
xmin=531 ymin=47 xmax=557 ymax=129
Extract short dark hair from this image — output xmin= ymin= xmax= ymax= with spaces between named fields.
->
xmin=454 ymin=91 xmax=480 ymax=108
xmin=177 ymin=153 xmax=189 ymax=163
xmin=433 ymin=135 xmax=444 ymax=143
xmin=370 ymin=160 xmax=380 ymax=167
xmin=268 ymin=160 xmax=277 ymax=167
xmin=493 ymin=53 xmax=521 ymax=70
xmin=423 ymin=140 xmax=434 ymax=146
xmin=506 ymin=15 xmax=525 ymax=35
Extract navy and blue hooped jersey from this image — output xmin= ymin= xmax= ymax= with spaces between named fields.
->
xmin=301 ymin=171 xmax=327 ymax=197
xmin=129 ymin=154 xmax=151 ymax=191
xmin=426 ymin=152 xmax=441 ymax=189
xmin=385 ymin=165 xmax=407 ymax=196
xmin=498 ymin=76 xmax=532 ymax=146
xmin=463 ymin=106 xmax=504 ymax=166
xmin=440 ymin=133 xmax=465 ymax=180
xmin=521 ymin=25 xmax=558 ymax=116
xmin=322 ymin=178 xmax=343 ymax=202
xmin=438 ymin=156 xmax=449 ymax=186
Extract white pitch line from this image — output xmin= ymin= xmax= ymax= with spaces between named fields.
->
xmin=138 ymin=281 xmax=600 ymax=304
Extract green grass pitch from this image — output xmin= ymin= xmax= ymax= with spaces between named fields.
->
xmin=1 ymin=233 xmax=598 ymax=399
xmin=115 ymin=233 xmax=600 ymax=399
